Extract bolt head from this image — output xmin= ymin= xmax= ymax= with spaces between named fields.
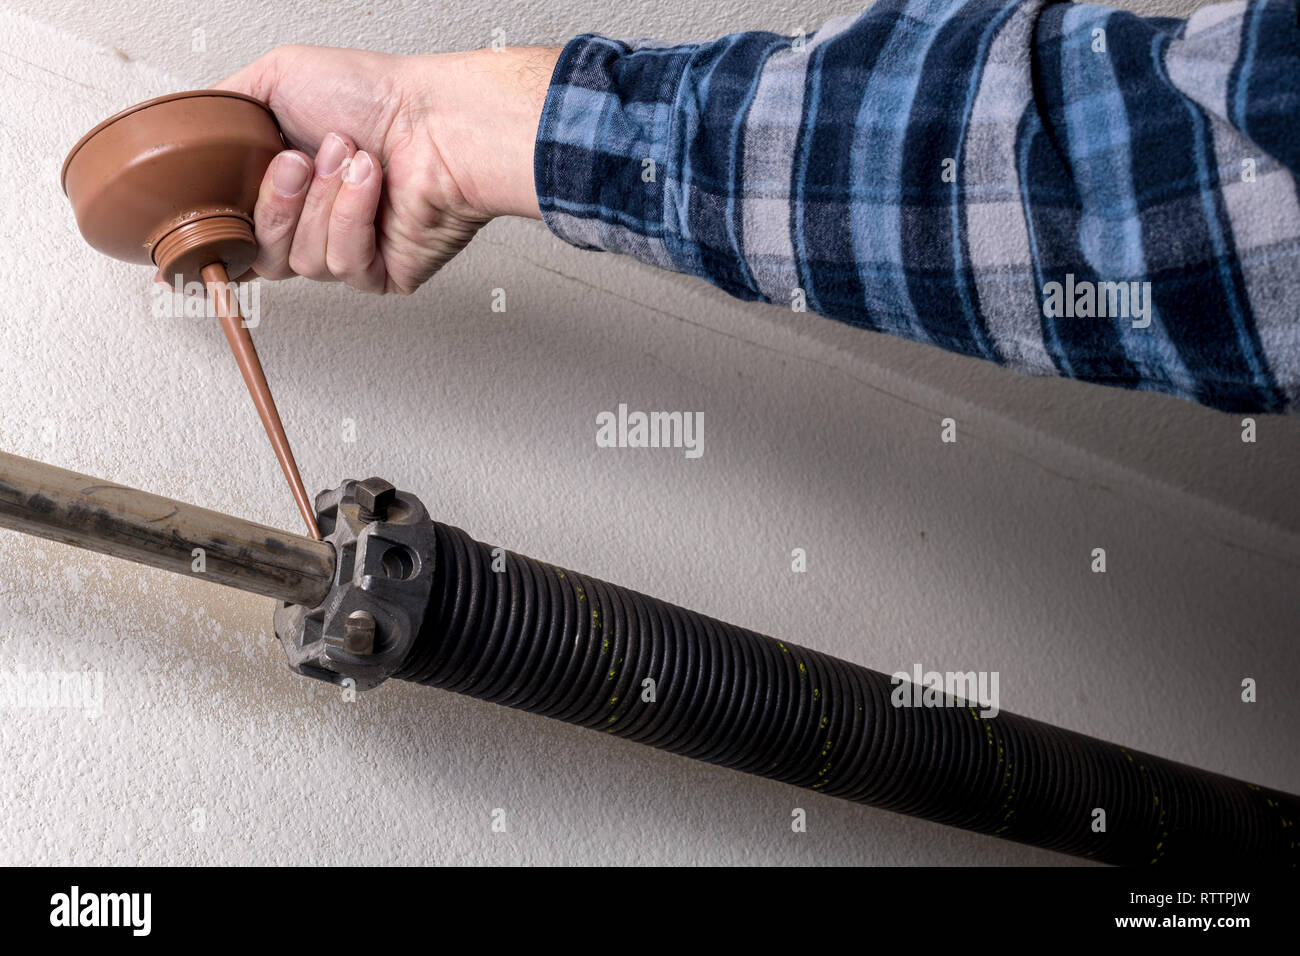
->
xmin=355 ymin=477 xmax=396 ymax=521
xmin=343 ymin=609 xmax=377 ymax=655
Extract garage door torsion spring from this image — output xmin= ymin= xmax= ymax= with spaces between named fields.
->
xmin=393 ymin=520 xmax=1298 ymax=865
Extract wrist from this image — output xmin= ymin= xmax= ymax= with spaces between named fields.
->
xmin=407 ymin=46 xmax=559 ymax=221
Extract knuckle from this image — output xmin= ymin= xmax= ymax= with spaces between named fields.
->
xmin=255 ymin=202 xmax=297 ymax=239
xmin=324 ymin=250 xmax=351 ymax=280
xmin=345 ymin=276 xmax=382 ymax=295
xmin=326 ymin=246 xmax=371 ymax=284
xmin=252 ymin=260 xmax=294 ymax=281
xmin=287 ymin=249 xmax=327 ymax=281
xmin=254 ymin=220 xmax=286 ymax=248
xmin=265 ymin=44 xmax=305 ymax=66
xmin=329 ymin=203 xmax=366 ymax=233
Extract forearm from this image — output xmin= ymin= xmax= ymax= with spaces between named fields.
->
xmin=525 ymin=0 xmax=1300 ymax=414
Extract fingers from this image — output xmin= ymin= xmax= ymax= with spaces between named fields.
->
xmin=286 ymin=132 xmax=352 ymax=282
xmin=250 ymin=150 xmax=311 ymax=279
xmin=243 ymin=134 xmax=387 ymax=293
xmin=326 ymin=151 xmax=386 ymax=293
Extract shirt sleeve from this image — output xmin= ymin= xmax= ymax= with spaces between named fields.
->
xmin=533 ymin=0 xmax=1300 ymax=414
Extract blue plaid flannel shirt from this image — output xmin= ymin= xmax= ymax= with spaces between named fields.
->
xmin=534 ymin=0 xmax=1300 ymax=414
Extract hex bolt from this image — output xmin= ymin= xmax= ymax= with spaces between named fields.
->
xmin=355 ymin=477 xmax=396 ymax=524
xmin=343 ymin=610 xmax=377 ymax=655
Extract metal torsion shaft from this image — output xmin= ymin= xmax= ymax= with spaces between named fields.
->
xmin=0 ymin=450 xmax=334 ymax=606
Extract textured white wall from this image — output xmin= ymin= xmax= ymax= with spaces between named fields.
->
xmin=0 ymin=0 xmax=1296 ymax=866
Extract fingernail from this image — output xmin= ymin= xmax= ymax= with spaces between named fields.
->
xmin=343 ymin=151 xmax=373 ymax=186
xmin=272 ymin=152 xmax=310 ymax=196
xmin=315 ymin=133 xmax=348 ymax=177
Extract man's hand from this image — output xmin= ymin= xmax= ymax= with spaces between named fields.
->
xmin=213 ymin=44 xmax=558 ymax=294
